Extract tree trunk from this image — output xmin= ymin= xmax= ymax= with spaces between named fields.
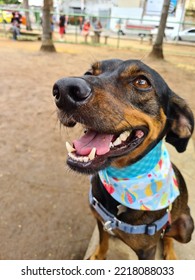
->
xmin=149 ymin=0 xmax=170 ymax=59
xmin=23 ymin=0 xmax=32 ymax=31
xmin=40 ymin=0 xmax=56 ymax=52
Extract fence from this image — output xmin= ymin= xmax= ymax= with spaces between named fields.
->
xmin=0 ymin=7 xmax=195 ymax=48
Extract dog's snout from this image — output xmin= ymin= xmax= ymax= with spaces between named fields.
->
xmin=53 ymin=78 xmax=92 ymax=110
xmin=68 ymin=84 xmax=91 ymax=101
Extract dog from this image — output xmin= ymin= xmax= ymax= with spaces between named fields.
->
xmin=53 ymin=59 xmax=194 ymax=260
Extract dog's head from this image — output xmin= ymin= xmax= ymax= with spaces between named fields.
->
xmin=53 ymin=59 xmax=194 ymax=174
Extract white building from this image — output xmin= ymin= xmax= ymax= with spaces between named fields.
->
xmin=27 ymin=1 xmax=189 ymax=36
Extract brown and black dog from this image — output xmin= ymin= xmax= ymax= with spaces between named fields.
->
xmin=53 ymin=59 xmax=194 ymax=260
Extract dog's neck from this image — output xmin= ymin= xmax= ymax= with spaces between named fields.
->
xmin=98 ymin=141 xmax=180 ymax=211
xmin=110 ymin=141 xmax=163 ymax=177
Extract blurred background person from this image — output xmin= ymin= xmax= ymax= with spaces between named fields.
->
xmin=11 ymin=11 xmax=22 ymax=40
xmin=94 ymin=19 xmax=102 ymax=31
xmin=59 ymin=13 xmax=66 ymax=41
xmin=82 ymin=19 xmax=91 ymax=43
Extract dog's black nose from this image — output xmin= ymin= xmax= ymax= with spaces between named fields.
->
xmin=53 ymin=78 xmax=92 ymax=110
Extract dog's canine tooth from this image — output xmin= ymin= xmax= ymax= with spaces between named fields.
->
xmin=88 ymin=147 xmax=96 ymax=160
xmin=66 ymin=141 xmax=76 ymax=153
xmin=120 ymin=131 xmax=130 ymax=141
xmin=113 ymin=137 xmax=122 ymax=146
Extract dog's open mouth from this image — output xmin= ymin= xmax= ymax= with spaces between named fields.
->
xmin=65 ymin=126 xmax=148 ymax=173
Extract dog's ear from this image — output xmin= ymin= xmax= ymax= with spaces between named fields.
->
xmin=165 ymin=91 xmax=194 ymax=152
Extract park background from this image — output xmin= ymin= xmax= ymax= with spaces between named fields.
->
xmin=0 ymin=0 xmax=195 ymax=260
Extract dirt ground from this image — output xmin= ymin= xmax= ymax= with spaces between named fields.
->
xmin=0 ymin=37 xmax=195 ymax=260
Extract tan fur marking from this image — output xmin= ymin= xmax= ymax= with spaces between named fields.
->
xmin=92 ymin=62 xmax=102 ymax=76
xmin=120 ymin=64 xmax=139 ymax=79
xmin=112 ymin=108 xmax=166 ymax=168
xmin=163 ymin=237 xmax=177 ymax=260
xmin=172 ymin=116 xmax=192 ymax=138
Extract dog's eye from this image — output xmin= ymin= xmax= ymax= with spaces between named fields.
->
xmin=133 ymin=76 xmax=151 ymax=89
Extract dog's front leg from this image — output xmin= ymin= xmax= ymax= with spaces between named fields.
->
xmin=162 ymin=237 xmax=177 ymax=260
xmin=89 ymin=219 xmax=110 ymax=260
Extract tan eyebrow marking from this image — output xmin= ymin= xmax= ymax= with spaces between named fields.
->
xmin=120 ymin=64 xmax=140 ymax=79
xmin=92 ymin=61 xmax=102 ymax=76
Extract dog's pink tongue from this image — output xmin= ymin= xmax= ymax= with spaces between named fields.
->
xmin=73 ymin=130 xmax=113 ymax=156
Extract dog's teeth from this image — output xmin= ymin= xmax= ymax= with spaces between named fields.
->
xmin=83 ymin=156 xmax=89 ymax=162
xmin=79 ymin=156 xmax=89 ymax=162
xmin=113 ymin=137 xmax=122 ymax=146
xmin=68 ymin=150 xmax=89 ymax=162
xmin=66 ymin=141 xmax=76 ymax=153
xmin=120 ymin=131 xmax=130 ymax=141
xmin=68 ymin=152 xmax=89 ymax=163
xmin=68 ymin=152 xmax=76 ymax=160
xmin=78 ymin=156 xmax=84 ymax=162
xmin=88 ymin=147 xmax=96 ymax=160
xmin=109 ymin=142 xmax=114 ymax=148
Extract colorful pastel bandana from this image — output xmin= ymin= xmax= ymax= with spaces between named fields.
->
xmin=99 ymin=141 xmax=180 ymax=211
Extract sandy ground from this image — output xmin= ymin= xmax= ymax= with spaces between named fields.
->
xmin=0 ymin=37 xmax=195 ymax=260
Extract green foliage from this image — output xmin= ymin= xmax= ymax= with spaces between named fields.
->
xmin=0 ymin=0 xmax=20 ymax=4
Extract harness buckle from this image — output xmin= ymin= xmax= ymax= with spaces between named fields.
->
xmin=103 ymin=221 xmax=114 ymax=235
